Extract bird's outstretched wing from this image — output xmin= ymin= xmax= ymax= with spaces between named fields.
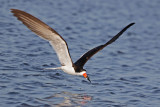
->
xmin=74 ymin=23 xmax=135 ymax=67
xmin=11 ymin=9 xmax=73 ymax=66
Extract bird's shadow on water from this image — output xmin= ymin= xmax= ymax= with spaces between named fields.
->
xmin=36 ymin=91 xmax=92 ymax=106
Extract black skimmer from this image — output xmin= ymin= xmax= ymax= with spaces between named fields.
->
xmin=11 ymin=9 xmax=135 ymax=83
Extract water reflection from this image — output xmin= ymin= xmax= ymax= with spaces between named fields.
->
xmin=37 ymin=91 xmax=92 ymax=107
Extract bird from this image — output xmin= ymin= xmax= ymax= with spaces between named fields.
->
xmin=11 ymin=9 xmax=135 ymax=83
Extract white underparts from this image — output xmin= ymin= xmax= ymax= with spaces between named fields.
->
xmin=45 ymin=67 xmax=62 ymax=70
xmin=45 ymin=66 xmax=86 ymax=76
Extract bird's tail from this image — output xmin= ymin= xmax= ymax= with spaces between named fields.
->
xmin=44 ymin=67 xmax=62 ymax=70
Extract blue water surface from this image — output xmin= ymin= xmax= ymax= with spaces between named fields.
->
xmin=0 ymin=0 xmax=160 ymax=107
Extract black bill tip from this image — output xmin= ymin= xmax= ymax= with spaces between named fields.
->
xmin=87 ymin=76 xmax=91 ymax=83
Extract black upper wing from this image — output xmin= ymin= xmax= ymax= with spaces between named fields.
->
xmin=74 ymin=23 xmax=135 ymax=67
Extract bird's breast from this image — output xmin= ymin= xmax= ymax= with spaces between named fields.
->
xmin=61 ymin=66 xmax=77 ymax=75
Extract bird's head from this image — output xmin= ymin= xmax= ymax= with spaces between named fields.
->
xmin=74 ymin=65 xmax=91 ymax=83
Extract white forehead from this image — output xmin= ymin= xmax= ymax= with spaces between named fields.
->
xmin=79 ymin=70 xmax=87 ymax=75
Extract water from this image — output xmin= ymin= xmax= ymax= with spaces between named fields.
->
xmin=0 ymin=0 xmax=160 ymax=107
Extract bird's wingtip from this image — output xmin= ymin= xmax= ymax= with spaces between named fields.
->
xmin=10 ymin=8 xmax=16 ymax=12
xmin=130 ymin=22 xmax=135 ymax=25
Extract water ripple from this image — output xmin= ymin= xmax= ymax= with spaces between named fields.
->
xmin=1 ymin=0 xmax=160 ymax=107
